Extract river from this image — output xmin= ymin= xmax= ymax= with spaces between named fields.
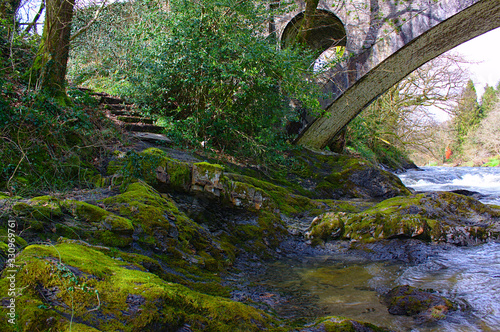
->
xmin=398 ymin=166 xmax=500 ymax=206
xmin=249 ymin=167 xmax=500 ymax=331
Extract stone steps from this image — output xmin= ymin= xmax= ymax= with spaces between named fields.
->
xmin=116 ymin=116 xmax=155 ymax=124
xmin=82 ymin=88 xmax=171 ymax=144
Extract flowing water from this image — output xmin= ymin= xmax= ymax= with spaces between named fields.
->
xmin=255 ymin=167 xmax=500 ymax=331
xmin=398 ymin=166 xmax=500 ymax=205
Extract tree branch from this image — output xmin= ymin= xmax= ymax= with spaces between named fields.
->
xmin=70 ymin=0 xmax=107 ymax=41
xmin=23 ymin=0 xmax=46 ymax=35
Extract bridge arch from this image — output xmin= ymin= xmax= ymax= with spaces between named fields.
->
xmin=296 ymin=0 xmax=500 ymax=150
xmin=280 ymin=9 xmax=349 ymax=132
xmin=280 ymin=9 xmax=346 ymax=55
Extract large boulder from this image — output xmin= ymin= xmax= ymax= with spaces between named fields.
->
xmin=384 ymin=285 xmax=456 ymax=321
xmin=307 ymin=192 xmax=500 ymax=245
xmin=290 ymin=150 xmax=411 ymax=199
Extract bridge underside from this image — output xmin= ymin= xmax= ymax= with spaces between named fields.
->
xmin=281 ymin=9 xmax=346 ymax=55
xmin=296 ymin=0 xmax=500 ymax=150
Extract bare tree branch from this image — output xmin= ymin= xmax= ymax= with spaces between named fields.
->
xmin=23 ymin=0 xmax=45 ymax=35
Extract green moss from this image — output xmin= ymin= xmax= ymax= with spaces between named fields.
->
xmin=106 ymin=159 xmax=125 ymax=176
xmin=226 ymin=172 xmax=353 ymax=217
xmin=307 ymin=212 xmax=345 ymax=244
xmin=308 ymin=192 xmax=500 ymax=244
xmin=12 ymin=196 xmax=63 ymax=221
xmin=101 ymin=182 xmax=230 ymax=275
xmin=312 ymin=316 xmax=391 ymax=332
xmin=193 ymin=161 xmax=224 ymax=173
xmin=0 ymin=241 xmax=9 ymax=256
xmin=59 ymin=200 xmax=134 ymax=247
xmin=0 ymin=243 xmax=282 ymax=331
xmin=134 ymin=149 xmax=192 ymax=191
xmin=140 ymin=147 xmax=168 ymax=158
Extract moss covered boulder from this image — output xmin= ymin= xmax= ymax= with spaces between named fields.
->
xmin=100 ymin=181 xmax=229 ymax=270
xmin=307 ymin=192 xmax=500 ymax=245
xmin=384 ymin=285 xmax=456 ymax=321
xmin=0 ymin=242 xmax=282 ymax=332
xmin=109 ymin=148 xmax=411 ymax=209
xmin=5 ymin=195 xmax=134 ymax=247
xmin=289 ymin=150 xmax=411 ymax=200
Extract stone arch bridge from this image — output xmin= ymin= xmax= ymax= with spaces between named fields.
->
xmin=269 ymin=0 xmax=500 ymax=149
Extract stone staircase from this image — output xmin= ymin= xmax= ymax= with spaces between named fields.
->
xmin=87 ymin=89 xmax=172 ymax=145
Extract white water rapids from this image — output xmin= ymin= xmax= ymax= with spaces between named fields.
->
xmin=398 ymin=166 xmax=500 ymax=205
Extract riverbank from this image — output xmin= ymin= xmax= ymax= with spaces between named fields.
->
xmin=1 ymin=137 xmax=499 ymax=331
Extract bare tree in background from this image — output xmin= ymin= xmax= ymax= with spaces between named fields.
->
xmin=347 ymin=53 xmax=471 ymax=164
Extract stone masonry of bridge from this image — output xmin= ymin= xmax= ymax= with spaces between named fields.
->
xmin=270 ymin=0 xmax=500 ymax=149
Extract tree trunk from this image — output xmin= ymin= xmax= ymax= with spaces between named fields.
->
xmin=33 ymin=0 xmax=75 ymax=102
xmin=298 ymin=0 xmax=319 ymax=45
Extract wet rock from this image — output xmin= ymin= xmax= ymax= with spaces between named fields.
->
xmin=307 ymin=192 xmax=500 ymax=245
xmin=384 ymin=285 xmax=455 ymax=321
xmin=349 ymin=239 xmax=449 ymax=264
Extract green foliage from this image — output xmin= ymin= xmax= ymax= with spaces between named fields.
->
xmin=1 ymin=18 xmax=40 ymax=83
xmin=0 ymin=87 xmax=117 ymax=196
xmin=69 ymin=0 xmax=322 ymax=163
xmin=480 ymin=84 xmax=499 ymax=115
xmin=345 ymin=89 xmax=412 ymax=170
xmin=452 ymin=80 xmax=483 ymax=148
xmin=68 ymin=2 xmax=133 ymax=91
xmin=483 ymin=156 xmax=500 ymax=167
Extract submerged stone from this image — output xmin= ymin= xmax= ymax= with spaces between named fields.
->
xmin=302 ymin=316 xmax=392 ymax=332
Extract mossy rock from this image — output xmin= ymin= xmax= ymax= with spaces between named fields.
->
xmin=108 ymin=149 xmax=366 ymax=220
xmin=307 ymin=212 xmax=345 ymax=245
xmin=289 ymin=150 xmax=411 ymax=200
xmin=384 ymin=285 xmax=455 ymax=320
xmin=314 ymin=162 xmax=411 ymax=200
xmin=307 ymin=192 xmax=500 ymax=244
xmin=100 ymin=181 xmax=228 ymax=270
xmin=4 ymin=195 xmax=134 ymax=247
xmin=307 ymin=211 xmax=431 ymax=244
xmin=60 ymin=199 xmax=134 ymax=247
xmin=303 ymin=315 xmax=391 ymax=332
xmin=12 ymin=196 xmax=63 ymax=222
xmin=0 ymin=243 xmax=282 ymax=332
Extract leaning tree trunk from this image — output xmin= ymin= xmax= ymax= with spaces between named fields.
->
xmin=33 ymin=0 xmax=75 ymax=102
